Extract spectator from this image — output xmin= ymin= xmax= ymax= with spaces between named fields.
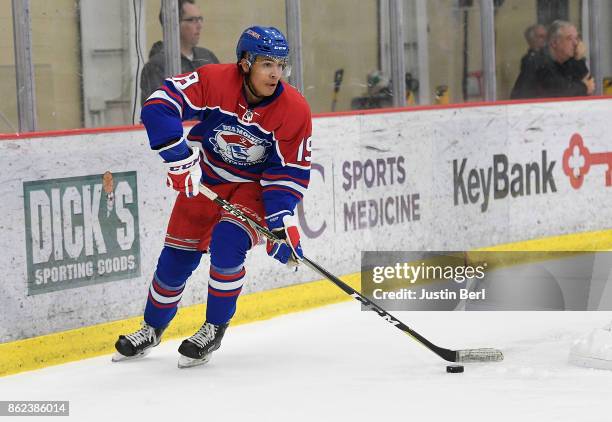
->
xmin=534 ymin=20 xmax=595 ymax=98
xmin=140 ymin=0 xmax=219 ymax=104
xmin=510 ymin=24 xmax=547 ymax=99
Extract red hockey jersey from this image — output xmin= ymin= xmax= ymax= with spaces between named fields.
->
xmin=141 ymin=63 xmax=312 ymax=220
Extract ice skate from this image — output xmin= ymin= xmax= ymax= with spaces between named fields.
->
xmin=177 ymin=321 xmax=228 ymax=368
xmin=112 ymin=322 xmax=166 ymax=362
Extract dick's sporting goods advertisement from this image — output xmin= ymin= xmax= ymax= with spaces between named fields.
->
xmin=23 ymin=172 xmax=141 ymax=295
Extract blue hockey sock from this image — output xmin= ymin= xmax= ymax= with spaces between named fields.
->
xmin=206 ymin=221 xmax=251 ymax=325
xmin=144 ymin=246 xmax=202 ymax=328
xmin=206 ymin=265 xmax=246 ymax=325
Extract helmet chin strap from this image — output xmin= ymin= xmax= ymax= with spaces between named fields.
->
xmin=243 ymin=65 xmax=268 ymax=104
xmin=244 ymin=75 xmax=264 ymax=102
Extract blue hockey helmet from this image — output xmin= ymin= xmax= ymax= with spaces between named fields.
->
xmin=236 ymin=26 xmax=289 ymax=65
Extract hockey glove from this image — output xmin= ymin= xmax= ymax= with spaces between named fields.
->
xmin=266 ymin=214 xmax=303 ymax=265
xmin=165 ymin=146 xmax=202 ymax=197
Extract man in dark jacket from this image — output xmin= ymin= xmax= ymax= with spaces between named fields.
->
xmin=140 ymin=0 xmax=219 ymax=104
xmin=533 ymin=20 xmax=595 ymax=98
xmin=510 ymin=24 xmax=547 ymax=99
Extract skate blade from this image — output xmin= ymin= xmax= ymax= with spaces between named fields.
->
xmin=177 ymin=354 xmax=212 ymax=368
xmin=111 ymin=348 xmax=151 ymax=362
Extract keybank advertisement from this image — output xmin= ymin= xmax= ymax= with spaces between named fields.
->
xmin=451 ymin=132 xmax=611 ymax=213
xmin=23 ymin=172 xmax=141 ymax=295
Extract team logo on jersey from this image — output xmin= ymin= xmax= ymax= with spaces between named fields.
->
xmin=209 ymin=124 xmax=272 ymax=166
xmin=242 ymin=109 xmax=254 ymax=123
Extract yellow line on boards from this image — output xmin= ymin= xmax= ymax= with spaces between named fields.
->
xmin=479 ymin=229 xmax=612 ymax=252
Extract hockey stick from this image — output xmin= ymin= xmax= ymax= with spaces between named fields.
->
xmin=198 ymin=183 xmax=503 ymax=363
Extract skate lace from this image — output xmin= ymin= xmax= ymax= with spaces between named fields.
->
xmin=188 ymin=323 xmax=216 ymax=349
xmin=125 ymin=324 xmax=155 ymax=346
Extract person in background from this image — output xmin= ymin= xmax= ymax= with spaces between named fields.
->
xmin=533 ymin=20 xmax=595 ymax=98
xmin=140 ymin=0 xmax=219 ymax=104
xmin=510 ymin=24 xmax=547 ymax=99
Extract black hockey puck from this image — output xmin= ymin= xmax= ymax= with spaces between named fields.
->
xmin=446 ymin=365 xmax=464 ymax=373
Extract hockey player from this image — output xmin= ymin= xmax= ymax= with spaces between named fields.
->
xmin=113 ymin=26 xmax=312 ymax=368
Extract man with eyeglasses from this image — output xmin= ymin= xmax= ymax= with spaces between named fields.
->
xmin=140 ymin=0 xmax=219 ymax=105
xmin=115 ymin=26 xmax=312 ymax=369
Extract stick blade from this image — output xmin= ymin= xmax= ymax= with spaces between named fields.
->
xmin=456 ymin=348 xmax=504 ymax=362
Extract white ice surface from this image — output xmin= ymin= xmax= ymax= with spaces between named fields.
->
xmin=1 ymin=303 xmax=611 ymax=422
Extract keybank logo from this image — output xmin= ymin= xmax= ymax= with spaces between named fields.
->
xmin=562 ymin=133 xmax=612 ymax=189
xmin=23 ymin=172 xmax=141 ymax=295
xmin=453 ymin=151 xmax=557 ymax=212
